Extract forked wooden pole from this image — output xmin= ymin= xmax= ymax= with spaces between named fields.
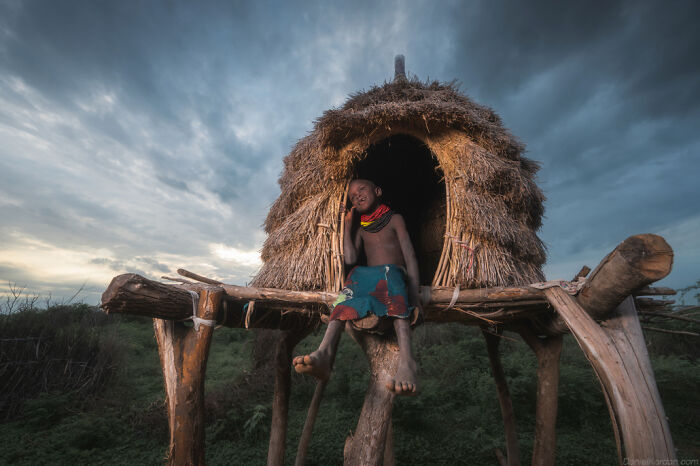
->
xmin=343 ymin=330 xmax=400 ymax=466
xmin=517 ymin=326 xmax=563 ymax=466
xmin=483 ymin=330 xmax=521 ymax=466
xmin=153 ymin=286 xmax=222 ymax=466
xmin=544 ymin=288 xmax=676 ymax=464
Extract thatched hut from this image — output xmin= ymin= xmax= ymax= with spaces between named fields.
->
xmin=252 ymin=63 xmax=546 ymax=294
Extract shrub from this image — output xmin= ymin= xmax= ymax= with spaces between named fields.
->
xmin=0 ymin=303 xmax=124 ymax=419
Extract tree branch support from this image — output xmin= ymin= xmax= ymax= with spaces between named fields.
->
xmin=343 ymin=329 xmax=400 ymax=466
xmin=544 ymin=289 xmax=676 ymax=464
xmin=154 ymin=286 xmax=222 ymax=466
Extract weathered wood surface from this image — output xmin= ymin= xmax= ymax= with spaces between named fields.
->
xmin=268 ymin=329 xmax=309 ymax=466
xmin=103 ymin=273 xmax=194 ymax=320
xmin=634 ymin=286 xmax=676 ymax=296
xmin=105 ymin=233 xmax=674 ymax=334
xmin=483 ymin=330 xmax=520 ymax=466
xmin=539 ymin=234 xmax=673 ymax=333
xmin=103 ymin=274 xmax=553 ymax=328
xmin=518 ymin=326 xmax=562 ymax=466
xmin=577 ymin=234 xmax=673 ymax=317
xmin=544 ymin=288 xmax=676 ymax=464
xmin=178 ymin=268 xmax=339 ymax=305
xmin=154 ymin=287 xmax=222 ymax=466
xmin=343 ymin=329 xmax=399 ymax=466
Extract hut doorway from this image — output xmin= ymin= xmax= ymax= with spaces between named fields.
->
xmin=354 ymin=134 xmax=446 ymax=284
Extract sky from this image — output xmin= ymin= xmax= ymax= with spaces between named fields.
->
xmin=0 ymin=0 xmax=698 ymax=305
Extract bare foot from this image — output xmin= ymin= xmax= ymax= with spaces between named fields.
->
xmin=293 ymin=349 xmax=333 ymax=381
xmin=386 ymin=359 xmax=418 ymax=396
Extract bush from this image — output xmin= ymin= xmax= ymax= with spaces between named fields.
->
xmin=0 ymin=303 xmax=124 ymax=419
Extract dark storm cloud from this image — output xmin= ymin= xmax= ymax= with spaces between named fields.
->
xmin=0 ymin=0 xmax=698 ymax=303
xmin=438 ymin=0 xmax=700 ymax=283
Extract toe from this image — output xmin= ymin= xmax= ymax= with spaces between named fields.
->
xmin=385 ymin=380 xmax=395 ymax=392
xmin=303 ymin=355 xmax=313 ymax=365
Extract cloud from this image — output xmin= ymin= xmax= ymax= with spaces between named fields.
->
xmin=0 ymin=0 xmax=698 ymax=303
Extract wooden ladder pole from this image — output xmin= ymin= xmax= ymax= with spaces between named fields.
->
xmin=153 ymin=286 xmax=222 ymax=466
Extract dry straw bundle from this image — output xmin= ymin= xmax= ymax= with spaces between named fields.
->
xmin=252 ymin=78 xmax=545 ymax=292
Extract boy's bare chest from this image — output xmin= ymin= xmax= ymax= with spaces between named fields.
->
xmin=359 ymin=228 xmax=405 ymax=265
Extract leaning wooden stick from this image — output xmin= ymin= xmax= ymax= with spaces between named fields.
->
xmin=294 ymin=380 xmax=328 ymax=466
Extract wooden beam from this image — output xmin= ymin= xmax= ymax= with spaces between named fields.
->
xmin=577 ymin=234 xmax=673 ymax=318
xmin=102 ymin=274 xmax=551 ymax=328
xmin=634 ymin=286 xmax=676 ymax=296
xmin=543 ymin=288 xmax=676 ymax=463
xmin=178 ymin=268 xmax=339 ymax=305
xmin=102 ymin=274 xmax=321 ymax=330
xmin=102 ymin=273 xmax=194 ymax=320
xmin=538 ymin=234 xmax=673 ymax=334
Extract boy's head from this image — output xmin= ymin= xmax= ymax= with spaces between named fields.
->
xmin=348 ymin=179 xmax=382 ymax=214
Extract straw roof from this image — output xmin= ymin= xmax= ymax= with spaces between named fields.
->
xmin=252 ymin=78 xmax=545 ymax=291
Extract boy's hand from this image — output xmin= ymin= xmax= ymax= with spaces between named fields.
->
xmin=411 ymin=302 xmax=425 ymax=326
xmin=344 ymin=206 xmax=356 ymax=226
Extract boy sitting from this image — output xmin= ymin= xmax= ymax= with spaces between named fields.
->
xmin=293 ymin=179 xmax=420 ymax=396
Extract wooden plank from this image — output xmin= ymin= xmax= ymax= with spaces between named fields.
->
xmin=543 ymin=287 xmax=676 ymax=463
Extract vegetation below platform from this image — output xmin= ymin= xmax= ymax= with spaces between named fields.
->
xmin=0 ymin=303 xmax=698 ymax=465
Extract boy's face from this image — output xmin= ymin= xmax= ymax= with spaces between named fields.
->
xmin=348 ymin=180 xmax=381 ymax=214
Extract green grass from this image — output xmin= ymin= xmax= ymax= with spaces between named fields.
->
xmin=0 ymin=307 xmax=698 ymax=465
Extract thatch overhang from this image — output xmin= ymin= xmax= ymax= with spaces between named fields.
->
xmin=252 ymin=78 xmax=546 ymax=292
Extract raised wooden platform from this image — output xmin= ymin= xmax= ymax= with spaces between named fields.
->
xmin=100 ymin=234 xmax=679 ymax=466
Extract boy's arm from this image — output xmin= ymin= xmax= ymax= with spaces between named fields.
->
xmin=343 ymin=207 xmax=362 ymax=265
xmin=393 ymin=215 xmax=421 ymax=311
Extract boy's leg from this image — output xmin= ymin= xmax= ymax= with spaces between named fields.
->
xmin=386 ymin=318 xmax=418 ymax=395
xmin=293 ymin=319 xmax=344 ymax=380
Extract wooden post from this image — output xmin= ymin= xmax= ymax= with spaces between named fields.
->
xmin=268 ymin=329 xmax=309 ymax=466
xmin=343 ymin=331 xmax=399 ymax=466
xmin=517 ymin=326 xmax=562 ymax=466
xmin=483 ymin=330 xmax=521 ymax=466
xmin=153 ymin=286 xmax=222 ymax=466
xmin=544 ymin=288 xmax=676 ymax=464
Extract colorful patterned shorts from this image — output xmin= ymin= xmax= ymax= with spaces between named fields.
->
xmin=329 ymin=264 xmax=413 ymax=321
